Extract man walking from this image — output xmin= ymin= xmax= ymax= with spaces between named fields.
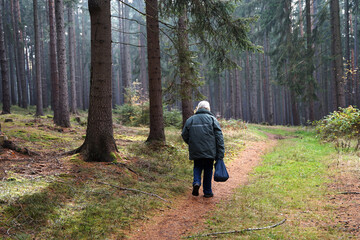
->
xmin=181 ymin=101 xmax=225 ymax=198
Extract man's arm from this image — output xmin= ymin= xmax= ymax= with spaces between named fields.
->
xmin=213 ymin=119 xmax=225 ymax=159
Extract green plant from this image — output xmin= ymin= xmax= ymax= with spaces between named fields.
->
xmin=315 ymin=106 xmax=360 ymax=151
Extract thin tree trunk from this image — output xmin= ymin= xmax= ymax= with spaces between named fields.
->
xmin=235 ymin=59 xmax=242 ymax=119
xmin=306 ymin=0 xmax=314 ymax=121
xmin=330 ymin=0 xmax=345 ymax=108
xmin=178 ymin=12 xmax=193 ymax=126
xmin=68 ymin=6 xmax=77 ymax=114
xmin=49 ymin=0 xmax=59 ymax=122
xmin=34 ymin=0 xmax=43 ymax=116
xmin=75 ymin=7 xmax=83 ymax=110
xmin=123 ymin=0 xmax=132 ymax=94
xmin=13 ymin=0 xmax=27 ymax=108
xmin=146 ymin=0 xmax=165 ymax=143
xmin=40 ymin=13 xmax=48 ymax=109
xmin=55 ymin=0 xmax=70 ymax=127
xmin=0 ymin=0 xmax=10 ymax=114
xmin=345 ymin=0 xmax=351 ymax=104
xmin=250 ymin=53 xmax=258 ymax=123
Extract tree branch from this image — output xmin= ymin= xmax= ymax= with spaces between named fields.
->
xmin=116 ymin=0 xmax=175 ymax=29
xmin=96 ymin=181 xmax=171 ymax=206
xmin=112 ymin=41 xmax=146 ymax=48
xmin=340 ymin=191 xmax=360 ymax=195
xmin=186 ymin=219 xmax=287 ymax=238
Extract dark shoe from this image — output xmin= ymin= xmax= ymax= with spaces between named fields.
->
xmin=192 ymin=184 xmax=200 ymax=196
xmin=204 ymin=193 xmax=214 ymax=198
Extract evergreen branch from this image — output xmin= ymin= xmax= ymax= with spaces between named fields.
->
xmin=116 ymin=0 xmax=175 ymax=29
xmin=112 ymin=41 xmax=146 ymax=48
xmin=185 ymin=219 xmax=287 ymax=238
xmin=111 ymin=15 xmax=146 ymax=27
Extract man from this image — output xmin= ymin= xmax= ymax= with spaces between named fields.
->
xmin=181 ymin=101 xmax=225 ymax=198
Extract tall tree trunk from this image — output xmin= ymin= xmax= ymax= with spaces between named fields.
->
xmin=146 ymin=0 xmax=165 ymax=143
xmin=77 ymin=0 xmax=117 ymax=162
xmin=0 ymin=0 xmax=10 ymax=114
xmin=34 ymin=0 xmax=43 ymax=116
xmin=178 ymin=11 xmax=193 ymax=126
xmin=24 ymin=39 xmax=32 ymax=106
xmin=75 ymin=7 xmax=84 ymax=110
xmin=306 ymin=0 xmax=314 ymax=121
xmin=68 ymin=6 xmax=77 ymax=114
xmin=13 ymin=0 xmax=27 ymax=108
xmin=250 ymin=53 xmax=258 ymax=123
xmin=40 ymin=13 xmax=48 ymax=109
xmin=234 ymin=59 xmax=242 ymax=119
xmin=123 ymin=0 xmax=132 ymax=95
xmin=10 ymin=0 xmax=21 ymax=106
xmin=55 ymin=0 xmax=70 ymax=127
xmin=139 ymin=24 xmax=147 ymax=96
xmin=81 ymin=0 xmax=88 ymax=110
xmin=345 ymin=0 xmax=351 ymax=104
xmin=330 ymin=0 xmax=345 ymax=108
xmin=49 ymin=0 xmax=59 ymax=122
xmin=355 ymin=0 xmax=359 ymax=106
xmin=245 ymin=52 xmax=251 ymax=121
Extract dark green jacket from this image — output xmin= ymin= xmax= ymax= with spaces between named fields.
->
xmin=181 ymin=109 xmax=225 ymax=160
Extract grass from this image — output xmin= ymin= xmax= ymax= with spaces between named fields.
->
xmin=1 ymin=107 xmax=355 ymax=239
xmin=197 ymin=126 xmax=353 ymax=239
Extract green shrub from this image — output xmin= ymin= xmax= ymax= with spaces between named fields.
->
xmin=163 ymin=108 xmax=182 ymax=128
xmin=114 ymin=104 xmax=182 ymax=128
xmin=315 ymin=106 xmax=360 ymax=150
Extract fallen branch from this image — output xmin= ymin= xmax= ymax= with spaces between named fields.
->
xmin=2 ymin=140 xmax=39 ymax=156
xmin=186 ymin=219 xmax=287 ymax=238
xmin=340 ymin=191 xmax=360 ymax=195
xmin=96 ymin=181 xmax=171 ymax=206
xmin=111 ymin=162 xmax=138 ymax=175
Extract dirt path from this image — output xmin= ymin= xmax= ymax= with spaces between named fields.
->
xmin=128 ymin=136 xmax=278 ymax=240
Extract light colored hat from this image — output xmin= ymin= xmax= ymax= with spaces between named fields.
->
xmin=197 ymin=101 xmax=211 ymax=111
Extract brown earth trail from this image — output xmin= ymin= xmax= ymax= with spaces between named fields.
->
xmin=128 ymin=136 xmax=278 ymax=240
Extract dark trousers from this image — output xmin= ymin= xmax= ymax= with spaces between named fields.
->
xmin=193 ymin=159 xmax=214 ymax=195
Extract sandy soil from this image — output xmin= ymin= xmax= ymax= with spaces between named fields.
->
xmin=127 ymin=137 xmax=278 ymax=240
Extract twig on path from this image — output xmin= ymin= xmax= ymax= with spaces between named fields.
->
xmin=185 ymin=219 xmax=287 ymax=238
xmin=340 ymin=191 xmax=360 ymax=195
xmin=111 ymin=162 xmax=138 ymax=175
xmin=96 ymin=181 xmax=171 ymax=207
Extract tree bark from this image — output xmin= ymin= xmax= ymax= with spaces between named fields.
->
xmin=68 ymin=6 xmax=77 ymax=114
xmin=34 ymin=0 xmax=43 ymax=116
xmin=250 ymin=53 xmax=258 ymax=123
xmin=234 ymin=59 xmax=242 ymax=119
xmin=55 ymin=0 xmax=70 ymax=127
xmin=145 ymin=0 xmax=165 ymax=143
xmin=178 ymin=12 xmax=193 ymax=126
xmin=330 ymin=0 xmax=345 ymax=108
xmin=49 ymin=0 xmax=59 ymax=122
xmin=13 ymin=0 xmax=27 ymax=108
xmin=0 ymin=0 xmax=10 ymax=114
xmin=306 ymin=0 xmax=314 ymax=121
xmin=77 ymin=0 xmax=117 ymax=162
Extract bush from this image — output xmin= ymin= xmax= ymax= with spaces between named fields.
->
xmin=315 ymin=106 xmax=360 ymax=151
xmin=114 ymin=103 xmax=149 ymax=126
xmin=114 ymin=104 xmax=182 ymax=128
xmin=163 ymin=108 xmax=182 ymax=128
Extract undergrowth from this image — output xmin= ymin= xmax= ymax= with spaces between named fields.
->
xmin=0 ymin=107 xmax=251 ymax=239
xmin=199 ymin=127 xmax=353 ymax=239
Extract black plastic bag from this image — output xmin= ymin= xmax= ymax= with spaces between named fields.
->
xmin=214 ymin=159 xmax=229 ymax=182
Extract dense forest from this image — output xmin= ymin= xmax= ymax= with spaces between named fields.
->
xmin=0 ymin=0 xmax=359 ymax=126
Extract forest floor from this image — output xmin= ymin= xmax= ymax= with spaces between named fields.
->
xmin=0 ymin=109 xmax=359 ymax=239
xmin=127 ymin=135 xmax=278 ymax=239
